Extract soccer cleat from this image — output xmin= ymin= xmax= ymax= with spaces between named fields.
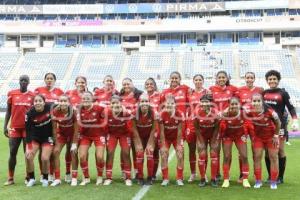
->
xmin=222 ymin=179 xmax=230 ymax=188
xmin=242 ymin=179 xmax=251 ymax=188
xmin=42 ymin=179 xmax=49 ymax=187
xmin=125 ymin=179 xmax=132 ymax=186
xmin=198 ymin=178 xmax=206 ymax=187
xmin=71 ymin=178 xmax=78 ymax=186
xmin=254 ymin=181 xmax=263 ymax=189
xmin=161 ymin=179 xmax=169 ymax=186
xmin=26 ymin=179 xmax=36 ymax=187
xmin=48 ymin=175 xmax=54 ymax=183
xmin=216 ymin=174 xmax=222 ymax=182
xmin=4 ymin=179 xmax=14 ymax=186
xmin=176 ymin=179 xmax=184 ymax=186
xmin=146 ymin=177 xmax=153 ymax=185
xmin=103 ymin=179 xmax=112 ymax=186
xmin=188 ymin=174 xmax=196 ymax=183
xmin=137 ymin=178 xmax=145 ymax=186
xmin=285 ymin=141 xmax=291 ymax=146
xmin=270 ymin=182 xmax=278 ymax=190
xmin=79 ymin=178 xmax=90 ymax=186
xmin=65 ymin=174 xmax=71 ymax=183
xmin=50 ymin=179 xmax=61 ymax=187
xmin=96 ymin=177 xmax=103 ymax=186
xmin=211 ymin=179 xmax=218 ymax=187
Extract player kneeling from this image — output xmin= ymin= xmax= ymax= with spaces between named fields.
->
xmin=77 ymin=92 xmax=106 ymax=186
xmin=194 ymin=94 xmax=219 ymax=187
xmin=159 ymin=95 xmax=184 ymax=186
xmin=132 ymin=94 xmax=157 ymax=185
xmin=104 ymin=95 xmax=132 ymax=186
xmin=51 ymin=95 xmax=79 ymax=186
xmin=247 ymin=94 xmax=281 ymax=189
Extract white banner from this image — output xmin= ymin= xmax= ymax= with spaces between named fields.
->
xmin=43 ymin=4 xmax=103 ymax=14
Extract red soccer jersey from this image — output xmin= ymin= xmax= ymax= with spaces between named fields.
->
xmin=237 ymin=86 xmax=263 ymax=106
xmin=247 ymin=108 xmax=277 ymax=140
xmin=94 ymin=87 xmax=118 ymax=107
xmin=220 ymin=111 xmax=247 ymax=138
xmin=134 ymin=109 xmax=155 ymax=139
xmin=120 ymin=92 xmax=137 ymax=114
xmin=194 ymin=107 xmax=219 ymax=136
xmin=148 ymin=91 xmax=161 ymax=113
xmin=52 ymin=107 xmax=76 ymax=137
xmin=7 ymin=89 xmax=34 ymax=129
xmin=77 ymin=104 xmax=106 ymax=137
xmin=107 ymin=108 xmax=132 ymax=136
xmin=35 ymin=86 xmax=64 ymax=104
xmin=209 ymin=85 xmax=238 ymax=111
xmin=161 ymin=84 xmax=190 ymax=115
xmin=159 ymin=110 xmax=184 ymax=141
xmin=65 ymin=89 xmax=83 ymax=107
xmin=186 ymin=89 xmax=208 ymax=133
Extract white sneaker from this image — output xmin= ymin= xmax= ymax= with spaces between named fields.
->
xmin=286 ymin=141 xmax=291 ymax=146
xmin=48 ymin=175 xmax=54 ymax=183
xmin=65 ymin=174 xmax=71 ymax=183
xmin=176 ymin=179 xmax=184 ymax=186
xmin=254 ymin=181 xmax=263 ymax=189
xmin=270 ymin=182 xmax=278 ymax=190
xmin=96 ymin=177 xmax=103 ymax=186
xmin=42 ymin=179 xmax=49 ymax=187
xmin=161 ymin=179 xmax=169 ymax=186
xmin=4 ymin=179 xmax=14 ymax=186
xmin=188 ymin=174 xmax=196 ymax=183
xmin=71 ymin=178 xmax=77 ymax=186
xmin=125 ymin=179 xmax=132 ymax=186
xmin=103 ymin=179 xmax=112 ymax=186
xmin=222 ymin=179 xmax=230 ymax=188
xmin=50 ymin=179 xmax=61 ymax=187
xmin=26 ymin=179 xmax=36 ymax=187
xmin=79 ymin=178 xmax=90 ymax=186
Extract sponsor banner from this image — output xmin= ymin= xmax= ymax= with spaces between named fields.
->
xmin=43 ymin=4 xmax=103 ymax=14
xmin=0 ymin=5 xmax=43 ymax=14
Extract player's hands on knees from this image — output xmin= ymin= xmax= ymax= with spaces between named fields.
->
xmin=146 ymin=144 xmax=154 ymax=153
xmin=160 ymin=145 xmax=168 ymax=159
xmin=26 ymin=150 xmax=34 ymax=160
xmin=272 ymin=135 xmax=279 ymax=148
xmin=176 ymin=145 xmax=184 ymax=158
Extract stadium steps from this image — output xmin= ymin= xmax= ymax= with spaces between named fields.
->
xmin=289 ymin=49 xmax=300 ymax=78
xmin=60 ymin=52 xmax=80 ymax=90
xmin=118 ymin=54 xmax=131 ymax=89
xmin=0 ymin=54 xmax=24 ymax=95
xmin=233 ymin=50 xmax=241 ymax=81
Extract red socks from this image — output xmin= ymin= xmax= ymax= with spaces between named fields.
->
xmin=136 ymin=151 xmax=144 ymax=179
xmin=106 ymin=164 xmax=113 ymax=179
xmin=223 ymin=163 xmax=230 ymax=180
xmin=80 ymin=161 xmax=90 ymax=178
xmin=146 ymin=150 xmax=154 ymax=178
xmin=96 ymin=161 xmax=105 ymax=177
xmin=210 ymin=152 xmax=218 ymax=180
xmin=254 ymin=168 xmax=262 ymax=181
xmin=65 ymin=152 xmax=72 ymax=175
xmin=242 ymin=164 xmax=249 ymax=179
xmin=198 ymin=153 xmax=207 ymax=179
xmin=161 ymin=167 xmax=169 ymax=180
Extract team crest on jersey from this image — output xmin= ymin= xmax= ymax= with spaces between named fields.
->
xmin=228 ymin=120 xmax=232 ymax=123
xmin=92 ymin=112 xmax=97 ymax=116
xmin=175 ymin=120 xmax=178 ymax=123
xmin=16 ymin=96 xmax=20 ymax=99
xmin=226 ymin=91 xmax=231 ymax=95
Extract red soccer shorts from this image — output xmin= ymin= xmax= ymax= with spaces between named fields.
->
xmin=185 ymin=128 xmax=196 ymax=144
xmin=106 ymin=134 xmax=131 ymax=151
xmin=9 ymin=128 xmax=26 ymax=138
xmin=56 ymin=133 xmax=73 ymax=144
xmin=160 ymin=138 xmax=184 ymax=150
xmin=79 ymin=135 xmax=106 ymax=147
xmin=222 ymin=135 xmax=247 ymax=146
xmin=253 ymin=137 xmax=279 ymax=150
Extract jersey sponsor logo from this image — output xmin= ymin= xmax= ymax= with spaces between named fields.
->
xmin=14 ymin=102 xmax=31 ymax=106
xmin=165 ymin=125 xmax=177 ymax=130
xmin=35 ymin=118 xmax=52 ymax=127
xmin=265 ymin=100 xmax=277 ymax=105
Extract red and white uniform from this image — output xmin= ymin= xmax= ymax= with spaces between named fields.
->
xmin=94 ymin=88 xmax=118 ymax=107
xmin=120 ymin=92 xmax=137 ymax=114
xmin=220 ymin=111 xmax=248 ymax=145
xmin=52 ymin=108 xmax=76 ymax=144
xmin=34 ymin=86 xmax=64 ymax=104
xmin=237 ymin=86 xmax=263 ymax=109
xmin=106 ymin=109 xmax=132 ymax=150
xmin=7 ymin=89 xmax=34 ymax=138
xmin=186 ymin=89 xmax=208 ymax=143
xmin=134 ymin=110 xmax=156 ymax=144
xmin=148 ymin=91 xmax=161 ymax=113
xmin=209 ymin=85 xmax=238 ymax=111
xmin=65 ymin=89 xmax=83 ymax=108
xmin=77 ymin=104 xmax=106 ymax=147
xmin=247 ymin=108 xmax=279 ymax=149
xmin=194 ymin=107 xmax=219 ymax=142
xmin=159 ymin=110 xmax=184 ymax=149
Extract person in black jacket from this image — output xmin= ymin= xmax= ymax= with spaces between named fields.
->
xmin=25 ymin=94 xmax=54 ymax=187
xmin=263 ymin=70 xmax=299 ymax=184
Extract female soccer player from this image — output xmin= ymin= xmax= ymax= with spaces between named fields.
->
xmin=25 ymin=95 xmax=54 ymax=187
xmin=132 ymin=94 xmax=157 ymax=185
xmin=77 ymin=92 xmax=106 ymax=186
xmin=144 ymin=78 xmax=160 ymax=180
xmin=51 ymin=95 xmax=79 ymax=186
xmin=236 ymin=72 xmax=263 ymax=182
xmin=209 ymin=70 xmax=238 ymax=180
xmin=219 ymin=98 xmax=251 ymax=188
xmin=94 ymin=75 xmax=119 ymax=106
xmin=263 ymin=70 xmax=298 ymax=184
xmin=194 ymin=94 xmax=219 ymax=187
xmin=4 ymin=75 xmax=34 ymax=185
xmin=66 ymin=76 xmax=87 ymax=107
xmin=35 ymin=72 xmax=64 ymax=182
xmin=159 ymin=95 xmax=184 ymax=186
xmin=186 ymin=74 xmax=208 ymax=183
xmin=104 ymin=95 xmax=133 ymax=186
xmin=247 ymin=93 xmax=281 ymax=189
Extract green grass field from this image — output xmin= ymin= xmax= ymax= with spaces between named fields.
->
xmin=0 ymin=119 xmax=300 ymax=200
